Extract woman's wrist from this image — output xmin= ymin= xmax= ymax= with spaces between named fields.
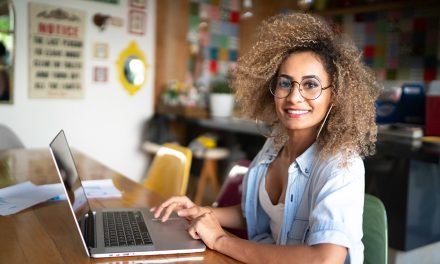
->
xmin=202 ymin=206 xmax=214 ymax=215
xmin=213 ymin=234 xmax=228 ymax=251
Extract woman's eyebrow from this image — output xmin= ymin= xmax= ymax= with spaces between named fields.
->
xmin=279 ymin=74 xmax=293 ymax=80
xmin=302 ymin=75 xmax=321 ymax=81
xmin=279 ymin=74 xmax=321 ymax=81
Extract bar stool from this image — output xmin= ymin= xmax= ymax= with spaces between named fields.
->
xmin=193 ymin=147 xmax=230 ymax=205
xmin=142 ymin=141 xmax=162 ymax=155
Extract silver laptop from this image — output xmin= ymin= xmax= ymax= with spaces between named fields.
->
xmin=49 ymin=130 xmax=206 ymax=258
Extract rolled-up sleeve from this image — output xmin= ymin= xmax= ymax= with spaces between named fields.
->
xmin=307 ymin=157 xmax=365 ymax=263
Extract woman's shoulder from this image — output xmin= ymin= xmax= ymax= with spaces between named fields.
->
xmin=312 ymin=150 xmax=364 ymax=181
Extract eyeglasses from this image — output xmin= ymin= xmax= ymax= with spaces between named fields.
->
xmin=270 ymin=75 xmax=332 ymax=100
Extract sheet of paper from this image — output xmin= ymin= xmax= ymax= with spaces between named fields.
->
xmin=0 ymin=181 xmax=64 ymax=216
xmin=0 ymin=179 xmax=123 ymax=216
xmin=81 ymin=179 xmax=122 ymax=198
xmin=51 ymin=179 xmax=123 ymax=201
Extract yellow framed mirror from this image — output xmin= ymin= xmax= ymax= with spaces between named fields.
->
xmin=116 ymin=41 xmax=148 ymax=95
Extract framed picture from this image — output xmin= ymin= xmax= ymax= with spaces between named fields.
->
xmin=93 ymin=66 xmax=108 ymax=82
xmin=130 ymin=0 xmax=146 ymax=9
xmin=93 ymin=42 xmax=108 ymax=59
xmin=128 ymin=10 xmax=145 ymax=35
xmin=87 ymin=0 xmax=119 ymax=4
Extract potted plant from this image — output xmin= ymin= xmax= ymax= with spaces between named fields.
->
xmin=209 ymin=78 xmax=235 ymax=118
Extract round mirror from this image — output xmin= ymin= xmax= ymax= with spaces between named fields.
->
xmin=124 ymin=56 xmax=145 ymax=86
xmin=0 ymin=0 xmax=14 ymax=104
xmin=116 ymin=41 xmax=148 ymax=95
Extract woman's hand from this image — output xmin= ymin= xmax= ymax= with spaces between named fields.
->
xmin=188 ymin=211 xmax=228 ymax=250
xmin=150 ymin=196 xmax=211 ymax=222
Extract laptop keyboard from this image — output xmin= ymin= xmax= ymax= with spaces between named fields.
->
xmin=103 ymin=211 xmax=153 ymax=247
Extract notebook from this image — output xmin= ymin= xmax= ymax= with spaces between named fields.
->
xmin=49 ymin=130 xmax=206 ymax=258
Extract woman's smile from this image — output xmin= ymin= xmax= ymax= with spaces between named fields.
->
xmin=285 ymin=108 xmax=311 ymax=118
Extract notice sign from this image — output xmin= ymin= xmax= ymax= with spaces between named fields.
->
xmin=28 ymin=3 xmax=85 ymax=99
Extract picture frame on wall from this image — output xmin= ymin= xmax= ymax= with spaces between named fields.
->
xmin=87 ymin=0 xmax=120 ymax=4
xmin=93 ymin=66 xmax=108 ymax=82
xmin=93 ymin=42 xmax=109 ymax=59
xmin=130 ymin=0 xmax=146 ymax=9
xmin=128 ymin=9 xmax=145 ymax=35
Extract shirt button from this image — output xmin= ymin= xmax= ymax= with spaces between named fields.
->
xmin=305 ymin=168 xmax=309 ymax=173
xmin=294 ymin=164 xmax=298 ymax=168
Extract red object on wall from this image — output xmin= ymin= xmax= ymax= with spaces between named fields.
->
xmin=364 ymin=46 xmax=374 ymax=58
xmin=230 ymin=11 xmax=239 ymax=23
xmin=424 ymin=69 xmax=437 ymax=82
xmin=209 ymin=60 xmax=217 ymax=74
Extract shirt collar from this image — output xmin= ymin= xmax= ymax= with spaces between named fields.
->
xmin=258 ymin=138 xmax=282 ymax=164
xmin=256 ymin=138 xmax=318 ymax=175
xmin=294 ymin=143 xmax=318 ymax=177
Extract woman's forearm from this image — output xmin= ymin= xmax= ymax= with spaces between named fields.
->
xmin=211 ymin=204 xmax=246 ymax=229
xmin=214 ymin=236 xmax=346 ymax=264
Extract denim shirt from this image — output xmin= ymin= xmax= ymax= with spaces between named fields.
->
xmin=241 ymin=138 xmax=365 ymax=264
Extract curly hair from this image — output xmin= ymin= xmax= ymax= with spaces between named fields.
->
xmin=232 ymin=13 xmax=382 ymax=163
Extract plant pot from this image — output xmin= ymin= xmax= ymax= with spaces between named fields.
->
xmin=209 ymin=93 xmax=235 ymax=118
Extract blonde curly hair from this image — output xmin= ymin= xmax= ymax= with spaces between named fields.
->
xmin=232 ymin=13 xmax=382 ymax=162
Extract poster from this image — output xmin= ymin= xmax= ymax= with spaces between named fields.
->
xmin=28 ymin=3 xmax=85 ymax=99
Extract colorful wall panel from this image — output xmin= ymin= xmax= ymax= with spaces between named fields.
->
xmin=187 ymin=0 xmax=240 ymax=84
xmin=331 ymin=7 xmax=440 ymax=82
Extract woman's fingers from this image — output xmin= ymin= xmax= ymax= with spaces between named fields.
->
xmin=188 ymin=225 xmax=201 ymax=239
xmin=177 ymin=206 xmax=198 ymax=218
xmin=151 ymin=196 xmax=196 ymax=220
xmin=178 ymin=206 xmax=212 ymax=220
xmin=187 ymin=211 xmax=226 ymax=249
xmin=161 ymin=202 xmax=180 ymax=222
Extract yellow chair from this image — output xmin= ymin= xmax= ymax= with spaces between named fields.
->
xmin=143 ymin=143 xmax=192 ymax=199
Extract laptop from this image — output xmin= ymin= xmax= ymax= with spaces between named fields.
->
xmin=49 ymin=130 xmax=206 ymax=258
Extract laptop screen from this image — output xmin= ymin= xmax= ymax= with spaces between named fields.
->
xmin=49 ymin=130 xmax=91 ymax=222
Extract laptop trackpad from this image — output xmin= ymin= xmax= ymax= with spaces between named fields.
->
xmin=150 ymin=218 xmax=188 ymax=232
xmin=148 ymin=219 xmax=203 ymax=250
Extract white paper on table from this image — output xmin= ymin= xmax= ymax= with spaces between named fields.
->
xmin=51 ymin=179 xmax=123 ymax=201
xmin=0 ymin=179 xmax=122 ymax=216
xmin=80 ymin=179 xmax=122 ymax=198
xmin=0 ymin=181 xmax=64 ymax=216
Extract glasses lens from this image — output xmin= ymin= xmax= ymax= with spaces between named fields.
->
xmin=300 ymin=77 xmax=322 ymax=100
xmin=270 ymin=76 xmax=292 ymax=98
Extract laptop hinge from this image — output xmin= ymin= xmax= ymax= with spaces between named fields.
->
xmin=84 ymin=211 xmax=96 ymax=248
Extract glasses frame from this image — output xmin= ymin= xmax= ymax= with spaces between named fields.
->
xmin=270 ymin=75 xmax=332 ymax=100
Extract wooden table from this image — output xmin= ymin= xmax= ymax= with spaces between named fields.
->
xmin=0 ymin=149 xmax=240 ymax=264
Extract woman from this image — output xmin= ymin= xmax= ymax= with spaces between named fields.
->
xmin=152 ymin=13 xmax=380 ymax=263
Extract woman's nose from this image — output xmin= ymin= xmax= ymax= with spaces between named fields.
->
xmin=286 ymin=83 xmax=303 ymax=102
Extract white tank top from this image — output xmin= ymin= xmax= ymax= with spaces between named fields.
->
xmin=258 ymin=175 xmax=285 ymax=242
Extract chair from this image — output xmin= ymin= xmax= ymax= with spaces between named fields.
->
xmin=212 ymin=160 xmax=250 ymax=239
xmin=0 ymin=124 xmax=24 ymax=152
xmin=143 ymin=143 xmax=192 ymax=199
xmin=363 ymin=193 xmax=388 ymax=264
xmin=213 ymin=159 xmax=250 ymax=208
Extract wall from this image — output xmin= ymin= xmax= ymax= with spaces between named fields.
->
xmin=154 ymin=0 xmax=188 ymax=108
xmin=0 ymin=0 xmax=156 ymax=182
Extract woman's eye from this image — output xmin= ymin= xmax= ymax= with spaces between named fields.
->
xmin=279 ymin=80 xmax=291 ymax=89
xmin=302 ymin=80 xmax=319 ymax=90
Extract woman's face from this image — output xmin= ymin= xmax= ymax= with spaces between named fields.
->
xmin=274 ymin=51 xmax=332 ymax=134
